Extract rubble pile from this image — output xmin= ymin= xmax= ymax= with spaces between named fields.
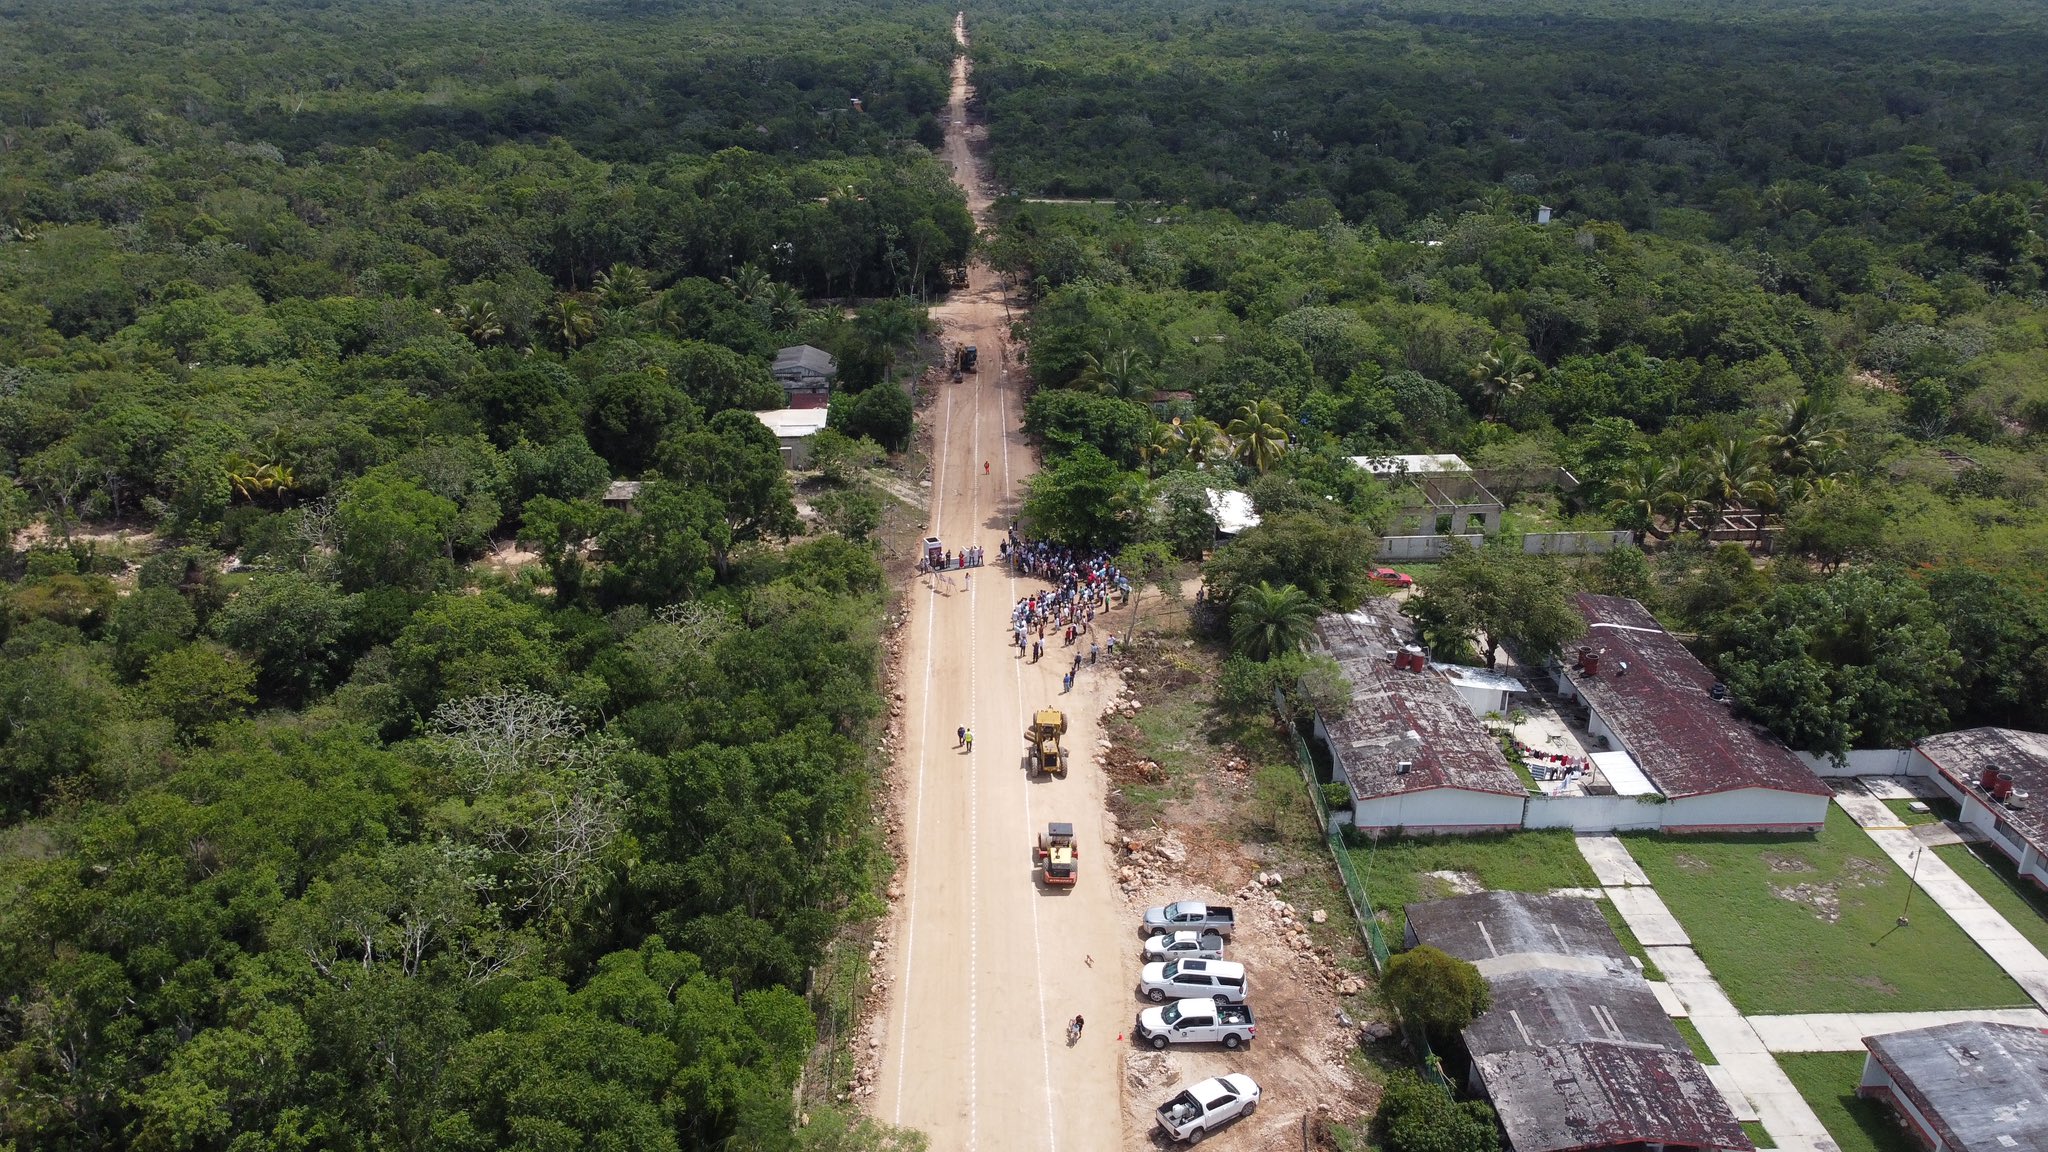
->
xmin=1234 ymin=881 xmax=1371 ymax=999
xmin=1115 ymin=829 xmax=1189 ymax=895
xmin=839 ymin=926 xmax=898 ymax=1102
xmin=1125 ymin=1049 xmax=1175 ymax=1093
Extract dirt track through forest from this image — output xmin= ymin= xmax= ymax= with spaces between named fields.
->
xmin=870 ymin=13 xmax=1135 ymax=1150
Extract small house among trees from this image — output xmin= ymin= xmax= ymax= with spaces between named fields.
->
xmin=772 ymin=345 xmax=838 ymax=408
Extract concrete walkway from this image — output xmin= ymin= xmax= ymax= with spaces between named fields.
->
xmin=1578 ymin=836 xmax=1841 ymax=1152
xmin=1577 ymin=833 xmax=1649 ymax=886
xmin=1748 ymin=1008 xmax=2048 ymax=1052
xmin=1834 ymin=790 xmax=2048 ymax=1010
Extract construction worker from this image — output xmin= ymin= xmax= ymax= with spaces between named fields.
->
xmin=964 ymin=729 xmax=974 ymax=751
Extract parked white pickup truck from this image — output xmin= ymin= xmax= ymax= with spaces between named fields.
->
xmin=1156 ymin=1073 xmax=1260 ymax=1144
xmin=1139 ymin=958 xmax=1247 ymax=1004
xmin=1142 ymin=929 xmax=1226 ymax=961
xmin=1141 ymin=900 xmax=1236 ymax=938
xmin=1135 ymin=997 xmax=1256 ymax=1050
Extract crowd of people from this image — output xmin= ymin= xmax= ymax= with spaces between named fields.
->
xmin=917 ymin=543 xmax=987 ymax=573
xmin=999 ymin=531 xmax=1131 ymax=692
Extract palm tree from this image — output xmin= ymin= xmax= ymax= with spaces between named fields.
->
xmin=857 ymin=299 xmax=925 ymax=380
xmin=1469 ymin=340 xmax=1540 ymax=421
xmin=1230 ymin=581 xmax=1319 ymax=661
xmin=1226 ymin=400 xmax=1290 ymax=474
xmin=545 ymin=297 xmax=596 ymax=352
xmin=599 ymin=306 xmax=644 ymax=338
xmin=1604 ymin=457 xmax=1692 ymax=543
xmin=592 ymin=264 xmax=651 ymax=309
xmin=1692 ymin=434 xmax=1776 ymax=537
xmin=1181 ymin=417 xmax=1226 ymax=467
xmin=449 ymin=300 xmax=503 ymax=346
xmin=720 ymin=263 xmax=772 ymax=307
xmin=1760 ymin=395 xmax=1843 ymax=479
xmin=1140 ymin=422 xmax=1183 ymax=477
xmin=1081 ymin=343 xmax=1154 ymax=401
xmin=764 ymin=281 xmax=807 ymax=331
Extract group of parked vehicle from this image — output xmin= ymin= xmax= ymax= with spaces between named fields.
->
xmin=1135 ymin=900 xmax=1264 ymax=1144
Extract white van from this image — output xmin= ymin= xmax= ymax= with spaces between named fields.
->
xmin=1139 ymin=958 xmax=1247 ymax=1004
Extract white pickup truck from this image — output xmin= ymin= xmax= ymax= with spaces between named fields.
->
xmin=1142 ymin=929 xmax=1226 ymax=961
xmin=1135 ymin=997 xmax=1257 ymax=1050
xmin=1141 ymin=899 xmax=1236 ymax=938
xmin=1156 ymin=1073 xmax=1260 ymax=1144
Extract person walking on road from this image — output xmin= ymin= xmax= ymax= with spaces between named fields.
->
xmin=983 ymin=461 xmax=990 ymax=475
xmin=1062 ymin=672 xmax=1073 ymax=693
xmin=1089 ymin=640 xmax=1099 ymax=665
xmin=964 ymin=729 xmax=974 ymax=752
xmin=957 ymin=726 xmax=966 ymax=748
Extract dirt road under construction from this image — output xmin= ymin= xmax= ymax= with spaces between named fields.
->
xmin=871 ymin=13 xmax=1136 ymax=1150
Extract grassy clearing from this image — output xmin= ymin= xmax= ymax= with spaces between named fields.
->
xmin=1882 ymin=798 xmax=1941 ymax=826
xmin=1344 ymin=830 xmax=1600 ymax=940
xmin=1626 ymin=807 xmax=2029 ymax=1014
xmin=1779 ymin=1052 xmax=1920 ymax=1152
xmin=1935 ymin=840 xmax=2048 ymax=956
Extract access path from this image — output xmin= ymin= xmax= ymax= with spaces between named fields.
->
xmin=870 ymin=14 xmax=1132 ymax=1151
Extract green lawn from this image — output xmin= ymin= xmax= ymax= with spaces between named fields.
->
xmin=1882 ymin=798 xmax=1941 ymax=827
xmin=1348 ymin=830 xmax=1599 ymax=940
xmin=1625 ymin=807 xmax=2029 ymax=1013
xmin=1779 ymin=1052 xmax=1920 ymax=1152
xmin=1935 ymin=840 xmax=2048 ymax=957
xmin=1742 ymin=1120 xmax=1777 ymax=1149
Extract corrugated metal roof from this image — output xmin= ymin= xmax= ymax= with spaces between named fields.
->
xmin=1590 ymin=750 xmax=1657 ymax=797
xmin=1408 ymin=891 xmax=1749 ymax=1152
xmin=1348 ymin=453 xmax=1472 ymax=476
xmin=1566 ymin=594 xmax=1828 ymax=800
xmin=1918 ymin=728 xmax=2048 ymax=861
xmin=1865 ymin=1020 xmax=2048 ymax=1152
xmin=772 ymin=344 xmax=837 ymax=374
xmin=1313 ymin=610 xmax=1525 ymax=800
xmin=1479 ymin=1043 xmax=1751 ymax=1152
xmin=1204 ymin=489 xmax=1260 ymax=536
xmin=755 ymin=408 xmax=831 ymax=437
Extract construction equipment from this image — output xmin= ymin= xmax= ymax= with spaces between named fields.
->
xmin=958 ymin=344 xmax=978 ymax=372
xmin=1026 ymin=708 xmax=1068 ymax=776
xmin=1036 ymin=821 xmax=1078 ymax=886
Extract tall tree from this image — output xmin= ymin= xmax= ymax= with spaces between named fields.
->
xmin=1403 ymin=540 xmax=1585 ymax=669
xmin=1229 ymin=581 xmax=1319 ymax=661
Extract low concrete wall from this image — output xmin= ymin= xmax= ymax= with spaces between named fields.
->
xmin=1375 ymin=534 xmax=1485 ymax=560
xmin=1793 ymin=748 xmax=1917 ymax=778
xmin=1523 ymin=793 xmax=1667 ymax=832
xmin=1521 ymin=530 xmax=1634 ymax=556
xmin=1374 ymin=530 xmax=1632 ymax=560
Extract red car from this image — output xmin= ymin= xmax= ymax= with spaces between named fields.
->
xmin=1371 ymin=567 xmax=1414 ymax=589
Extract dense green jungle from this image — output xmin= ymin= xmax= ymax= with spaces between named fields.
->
xmin=0 ymin=0 xmax=2044 ymax=1147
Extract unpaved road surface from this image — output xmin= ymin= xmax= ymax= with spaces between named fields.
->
xmin=870 ymin=13 xmax=1136 ymax=1151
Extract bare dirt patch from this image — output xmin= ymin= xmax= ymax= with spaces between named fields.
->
xmin=1763 ymin=853 xmax=1815 ymax=874
xmin=1773 ymin=881 xmax=1844 ymax=923
xmin=1421 ymin=870 xmax=1485 ymax=897
xmin=1103 ymin=633 xmax=1379 ymax=1150
xmin=1673 ymin=853 xmax=1712 ymax=873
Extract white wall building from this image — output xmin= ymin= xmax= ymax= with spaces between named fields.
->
xmin=754 ymin=408 xmax=831 ymax=469
xmin=1311 ymin=608 xmax=1528 ymax=835
xmin=1559 ymin=594 xmax=1830 ymax=832
xmin=1915 ymin=728 xmax=2048 ymax=889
